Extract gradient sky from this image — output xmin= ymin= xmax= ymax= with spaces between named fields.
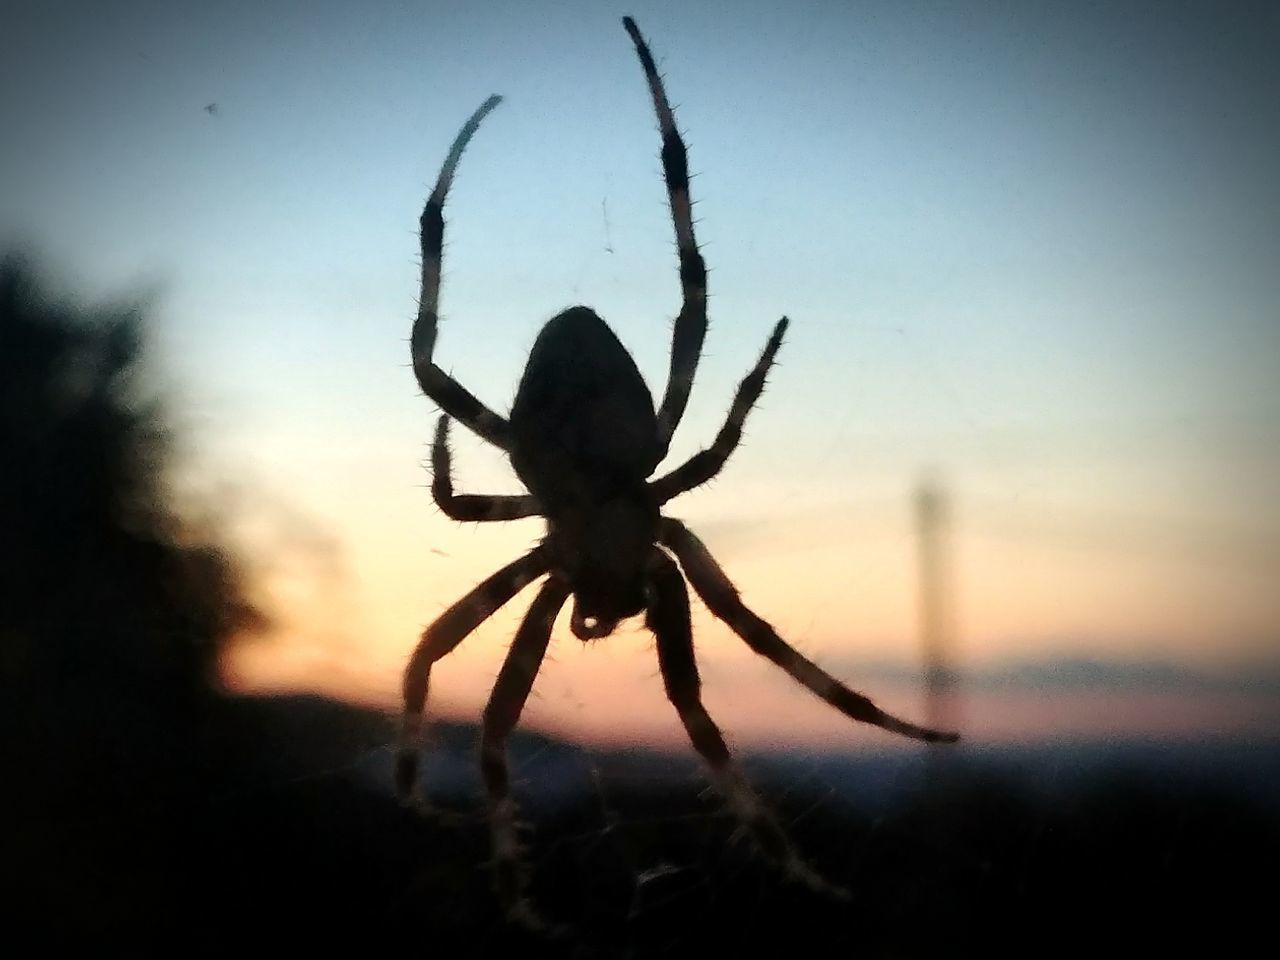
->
xmin=4 ymin=0 xmax=1278 ymax=746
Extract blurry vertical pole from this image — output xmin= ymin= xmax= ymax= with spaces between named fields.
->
xmin=916 ymin=475 xmax=961 ymax=739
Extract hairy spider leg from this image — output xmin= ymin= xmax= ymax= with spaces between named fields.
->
xmin=650 ymin=317 xmax=789 ymax=504
xmin=432 ymin=416 xmax=542 ymax=521
xmin=412 ymin=95 xmax=513 ymax=451
xmin=623 ymin=17 xmax=708 ymax=456
xmin=660 ymin=518 xmax=961 ymax=743
xmin=646 ymin=550 xmax=842 ymax=894
xmin=397 ymin=546 xmax=551 ymax=801
xmin=479 ymin=576 xmax=571 ymax=928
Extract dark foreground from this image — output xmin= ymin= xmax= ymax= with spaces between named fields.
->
xmin=7 ymin=693 xmax=1276 ymax=957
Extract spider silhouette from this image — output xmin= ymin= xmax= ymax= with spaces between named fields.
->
xmin=396 ymin=16 xmax=959 ymax=924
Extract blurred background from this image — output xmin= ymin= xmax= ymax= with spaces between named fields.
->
xmin=3 ymin=0 xmax=1277 ymax=953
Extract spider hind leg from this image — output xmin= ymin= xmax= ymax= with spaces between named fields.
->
xmin=396 ymin=547 xmax=550 ymax=805
xmin=661 ymin=518 xmax=962 ymax=744
xmin=646 ymin=549 xmax=848 ymax=897
xmin=479 ymin=576 xmax=570 ymax=929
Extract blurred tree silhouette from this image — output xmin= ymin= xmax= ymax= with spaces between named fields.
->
xmin=0 ymin=254 xmax=264 ymax=814
xmin=1 ymin=254 xmax=262 ymax=689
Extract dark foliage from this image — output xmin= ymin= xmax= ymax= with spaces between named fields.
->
xmin=20 ymin=692 xmax=1274 ymax=956
xmin=1 ymin=255 xmax=264 ymax=935
xmin=0 ymin=255 xmax=261 ymax=698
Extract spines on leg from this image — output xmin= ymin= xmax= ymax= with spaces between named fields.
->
xmin=660 ymin=518 xmax=962 ymax=744
xmin=646 ymin=548 xmax=845 ymax=897
xmin=479 ymin=576 xmax=570 ymax=928
xmin=431 ymin=416 xmax=542 ymax=521
xmin=415 ymin=95 xmax=502 ymax=363
xmin=411 ymin=95 xmax=512 ymax=451
xmin=649 ymin=317 xmax=789 ymax=504
xmin=623 ymin=17 xmax=708 ymax=453
xmin=396 ymin=547 xmax=550 ymax=806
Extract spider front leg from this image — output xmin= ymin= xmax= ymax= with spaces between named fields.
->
xmin=650 ymin=317 xmax=788 ymax=504
xmin=479 ymin=576 xmax=570 ymax=928
xmin=412 ymin=95 xmax=513 ymax=451
xmin=432 ymin=416 xmax=542 ymax=521
xmin=645 ymin=549 xmax=840 ymax=895
xmin=660 ymin=518 xmax=961 ymax=744
xmin=624 ymin=17 xmax=708 ymax=454
xmin=397 ymin=546 xmax=550 ymax=803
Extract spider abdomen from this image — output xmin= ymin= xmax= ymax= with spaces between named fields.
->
xmin=509 ymin=306 xmax=661 ymax=510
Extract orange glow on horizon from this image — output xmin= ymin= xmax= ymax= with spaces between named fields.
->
xmin=225 ymin=613 xmax=1280 ymax=750
xmin=222 ymin=456 xmax=1280 ymax=751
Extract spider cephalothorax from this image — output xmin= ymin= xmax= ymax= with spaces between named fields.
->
xmin=396 ymin=16 xmax=959 ymax=926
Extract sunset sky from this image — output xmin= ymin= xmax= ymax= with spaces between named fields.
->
xmin=4 ymin=0 xmax=1278 ymax=747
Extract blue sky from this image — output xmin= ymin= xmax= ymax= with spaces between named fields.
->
xmin=3 ymin=1 xmax=1278 ymax=736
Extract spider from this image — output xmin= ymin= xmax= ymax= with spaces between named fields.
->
xmin=396 ymin=16 xmax=959 ymax=924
